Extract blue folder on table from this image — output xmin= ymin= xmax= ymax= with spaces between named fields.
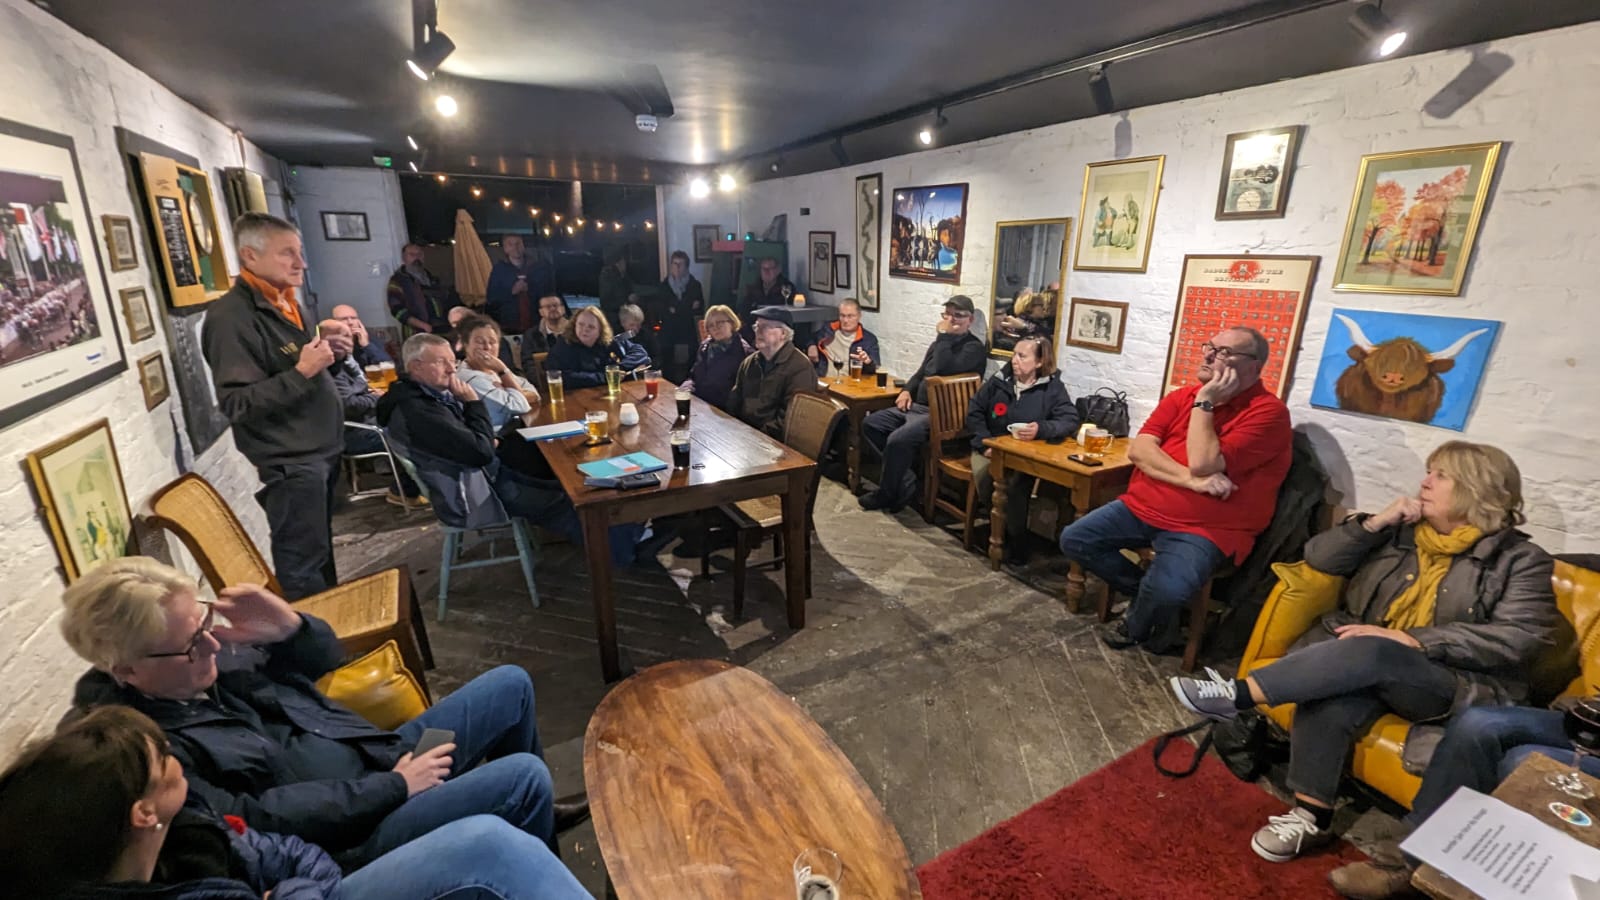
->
xmin=577 ymin=452 xmax=669 ymax=478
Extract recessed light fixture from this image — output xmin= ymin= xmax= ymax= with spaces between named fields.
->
xmin=435 ymin=94 xmax=458 ymax=117
xmin=406 ymin=135 xmax=419 ymax=151
xmin=406 ymin=30 xmax=455 ymax=80
xmin=689 ymin=177 xmax=711 ymax=199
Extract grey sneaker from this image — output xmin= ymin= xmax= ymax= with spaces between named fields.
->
xmin=1170 ymin=667 xmax=1239 ymax=722
xmin=1252 ymin=807 xmax=1334 ymax=862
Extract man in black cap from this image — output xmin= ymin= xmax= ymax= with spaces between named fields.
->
xmin=727 ymin=306 xmax=817 ymax=438
xmin=860 ymin=295 xmax=988 ymax=512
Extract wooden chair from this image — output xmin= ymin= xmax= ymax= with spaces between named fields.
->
xmin=921 ymin=374 xmax=984 ymax=548
xmin=1096 ymin=548 xmax=1234 ymax=673
xmin=701 ymin=392 xmax=845 ymax=618
xmin=145 ymin=473 xmax=433 ymax=695
xmin=527 ymin=351 xmax=548 ymax=391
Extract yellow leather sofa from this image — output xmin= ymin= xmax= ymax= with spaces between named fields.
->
xmin=317 ymin=640 xmax=431 ymax=730
xmin=1237 ymin=558 xmax=1600 ymax=809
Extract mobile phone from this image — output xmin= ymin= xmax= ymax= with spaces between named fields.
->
xmin=414 ymin=727 xmax=455 ymax=756
xmin=1068 ymin=454 xmax=1104 ymax=467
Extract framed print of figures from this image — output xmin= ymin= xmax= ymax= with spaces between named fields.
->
xmin=988 ymin=217 xmax=1070 ymax=359
xmin=138 ymin=350 xmax=170 ymax=409
xmin=1333 ymin=141 xmax=1502 ymax=296
xmin=692 ymin=224 xmax=719 ymax=262
xmin=0 ymin=118 xmax=127 ymax=430
xmin=1066 ymin=298 xmax=1129 ymax=354
xmin=834 ymin=254 xmax=851 ymax=289
xmin=320 ymin=211 xmax=369 ymax=241
xmin=889 ymin=182 xmax=967 ymax=283
xmin=26 ymin=418 xmax=134 ymax=581
xmin=807 ymin=230 xmax=835 ymax=294
xmin=1074 ymin=155 xmax=1164 ymax=273
xmin=120 ymin=286 xmax=155 ymax=342
xmin=102 ymin=214 xmax=139 ymax=270
xmin=1216 ymin=125 xmax=1303 ymax=219
xmin=1161 ymin=254 xmax=1319 ymax=399
xmin=854 ymin=173 xmax=882 ymax=309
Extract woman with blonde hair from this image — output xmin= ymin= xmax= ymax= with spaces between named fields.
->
xmin=545 ymin=305 xmax=649 ymax=388
xmin=1170 ymin=441 xmax=1559 ymax=864
xmin=680 ymin=304 xmax=753 ymax=412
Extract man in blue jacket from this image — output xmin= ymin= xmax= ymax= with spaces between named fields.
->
xmin=807 ymin=297 xmax=880 ymax=378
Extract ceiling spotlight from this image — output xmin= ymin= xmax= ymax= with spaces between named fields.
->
xmin=500 ymin=198 xmax=511 ymax=208
xmin=1088 ymin=65 xmax=1115 ymax=115
xmin=406 ymin=30 xmax=456 ymax=80
xmin=717 ymin=172 xmax=737 ymax=192
xmin=1349 ymin=2 xmax=1407 ymax=57
xmin=408 ymin=161 xmax=418 ymax=173
xmin=917 ymin=108 xmax=947 ymax=147
xmin=435 ymin=94 xmax=458 ymax=117
xmin=470 ymin=186 xmax=482 ymax=197
xmin=917 ymin=127 xmax=933 ymax=146
xmin=831 ymin=137 xmax=849 ymax=166
xmin=406 ymin=135 xmax=419 ymax=151
xmin=769 ymin=155 xmax=783 ymax=175
xmin=435 ymin=173 xmax=447 ymax=184
xmin=689 ymin=177 xmax=711 ymax=198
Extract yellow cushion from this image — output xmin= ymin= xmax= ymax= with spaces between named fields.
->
xmin=316 ymin=640 xmax=428 ymax=731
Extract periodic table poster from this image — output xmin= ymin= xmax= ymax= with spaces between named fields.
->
xmin=1161 ymin=254 xmax=1319 ymax=399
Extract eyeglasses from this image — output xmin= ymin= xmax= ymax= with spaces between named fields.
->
xmin=1201 ymin=342 xmax=1258 ymax=361
xmin=941 ymin=310 xmax=973 ymax=320
xmin=145 ymin=600 xmax=216 ymax=662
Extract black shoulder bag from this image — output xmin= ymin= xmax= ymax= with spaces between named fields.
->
xmin=1152 ymin=710 xmax=1269 ymax=780
xmin=1075 ymin=387 xmax=1131 ymax=437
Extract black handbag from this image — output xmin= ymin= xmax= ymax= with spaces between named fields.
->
xmin=1075 ymin=387 xmax=1131 ymax=437
xmin=1152 ymin=710 xmax=1270 ymax=780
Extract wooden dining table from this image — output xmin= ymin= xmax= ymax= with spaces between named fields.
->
xmin=982 ymin=435 xmax=1135 ymax=612
xmin=528 ymin=380 xmax=815 ymax=681
xmin=586 ymin=659 xmax=922 ymax=899
xmin=823 ymin=374 xmax=901 ymax=494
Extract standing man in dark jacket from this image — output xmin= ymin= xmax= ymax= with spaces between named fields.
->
xmin=660 ymin=250 xmax=704 ymax=382
xmin=386 ymin=243 xmax=454 ymax=337
xmin=859 ymin=295 xmax=988 ymax=512
xmin=727 ymin=307 xmax=818 ymax=438
xmin=201 ymin=213 xmax=343 ymax=600
xmin=597 ymin=246 xmax=635 ymax=332
xmin=736 ymin=257 xmax=794 ymax=342
xmin=485 ymin=235 xmax=554 ymax=334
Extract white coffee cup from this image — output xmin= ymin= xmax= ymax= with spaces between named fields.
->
xmin=618 ymin=403 xmax=640 ymax=426
xmin=1007 ymin=422 xmax=1028 ymax=436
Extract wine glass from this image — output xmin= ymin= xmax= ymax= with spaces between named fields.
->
xmin=831 ymin=357 xmax=845 ymax=383
xmin=1546 ymin=696 xmax=1600 ymax=799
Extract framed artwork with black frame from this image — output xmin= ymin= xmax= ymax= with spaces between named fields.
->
xmin=692 ymin=224 xmax=720 ymax=262
xmin=1216 ymin=125 xmax=1303 ymax=220
xmin=889 ymin=182 xmax=968 ymax=283
xmin=808 ymin=230 xmax=835 ymax=294
xmin=834 ymin=254 xmax=851 ymax=289
xmin=1065 ymin=297 xmax=1129 ymax=355
xmin=854 ymin=173 xmax=882 ymax=308
xmin=320 ymin=211 xmax=370 ymax=241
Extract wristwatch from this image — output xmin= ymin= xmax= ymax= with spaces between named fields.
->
xmin=1192 ymin=399 xmax=1215 ymax=412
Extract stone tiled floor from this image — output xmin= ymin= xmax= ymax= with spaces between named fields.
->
xmin=332 ymin=479 xmax=1394 ymax=896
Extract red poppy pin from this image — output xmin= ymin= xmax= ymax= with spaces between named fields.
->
xmin=993 ymin=402 xmax=1008 ymax=417
xmin=223 ymin=815 xmax=248 ymax=835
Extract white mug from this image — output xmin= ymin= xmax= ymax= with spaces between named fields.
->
xmin=618 ymin=402 xmax=640 ymax=426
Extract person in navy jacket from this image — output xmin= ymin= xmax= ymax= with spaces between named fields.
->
xmin=545 ymin=306 xmax=650 ymax=388
xmin=808 ymin=297 xmax=880 ymax=378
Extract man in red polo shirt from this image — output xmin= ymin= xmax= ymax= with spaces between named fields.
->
xmin=1059 ymin=326 xmax=1292 ymax=651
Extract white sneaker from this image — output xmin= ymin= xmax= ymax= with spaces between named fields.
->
xmin=1252 ymin=807 xmax=1334 ymax=862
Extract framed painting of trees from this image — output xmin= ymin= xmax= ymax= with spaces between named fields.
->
xmin=1332 ymin=142 xmax=1502 ymax=296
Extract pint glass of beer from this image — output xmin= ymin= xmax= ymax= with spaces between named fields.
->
xmin=363 ymin=365 xmax=384 ymax=390
xmin=1085 ymin=427 xmax=1112 ymax=458
xmin=848 ymin=357 xmax=864 ymax=382
xmin=585 ymin=410 xmax=609 ymax=442
xmin=604 ymin=365 xmax=623 ymax=398
xmin=670 ymin=428 xmax=691 ymax=469
xmin=379 ymin=361 xmax=397 ymax=386
xmin=675 ymin=388 xmax=692 ymax=421
xmin=546 ymin=371 xmax=565 ymax=404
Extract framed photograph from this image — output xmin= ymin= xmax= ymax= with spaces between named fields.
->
xmin=1310 ymin=309 xmax=1500 ymax=431
xmin=1161 ymin=255 xmax=1320 ymax=399
xmin=1074 ymin=155 xmax=1165 ymax=273
xmin=834 ymin=254 xmax=851 ymax=289
xmin=1216 ymin=125 xmax=1303 ymax=219
xmin=807 ymin=230 xmax=835 ymax=294
xmin=854 ymin=173 xmax=882 ymax=309
xmin=102 ymin=214 xmax=139 ymax=271
xmin=0 ymin=119 xmax=127 ymax=431
xmin=1065 ymin=298 xmax=1129 ymax=355
xmin=889 ymin=182 xmax=968 ymax=283
xmin=1332 ymin=141 xmax=1502 ymax=296
xmin=988 ymin=217 xmax=1071 ymax=359
xmin=120 ymin=286 xmax=155 ymax=342
xmin=692 ymin=224 xmax=720 ymax=262
xmin=25 ymin=418 xmax=134 ymax=581
xmin=137 ymin=351 xmax=170 ymax=409
xmin=320 ymin=211 xmax=370 ymax=242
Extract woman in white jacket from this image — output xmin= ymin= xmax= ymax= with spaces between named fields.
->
xmin=454 ymin=315 xmax=540 ymax=429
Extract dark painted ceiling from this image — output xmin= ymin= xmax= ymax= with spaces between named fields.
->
xmin=44 ymin=0 xmax=1600 ymax=185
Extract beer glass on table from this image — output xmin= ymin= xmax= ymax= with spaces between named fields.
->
xmin=644 ymin=368 xmax=662 ymax=401
xmin=585 ymin=410 xmax=609 ymax=442
xmin=793 ymin=848 xmax=842 ymax=899
xmin=670 ymin=428 xmax=691 ymax=469
xmin=604 ymin=365 xmax=623 ymax=398
xmin=546 ymin=370 xmax=565 ymax=404
xmin=848 ymin=356 xmax=864 ymax=382
xmin=379 ymin=361 xmax=397 ymax=386
xmin=363 ymin=365 xmax=384 ymax=391
xmin=1547 ymin=696 xmax=1600 ymax=799
xmin=675 ymin=388 xmax=692 ymax=421
xmin=1084 ymin=427 xmax=1112 ymax=458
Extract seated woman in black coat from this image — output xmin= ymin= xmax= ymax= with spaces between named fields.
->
xmin=545 ymin=306 xmax=650 ymax=388
xmin=680 ymin=304 xmax=754 ymax=412
xmin=965 ymin=335 xmax=1080 ymax=564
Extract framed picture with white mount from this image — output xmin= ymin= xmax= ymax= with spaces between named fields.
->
xmin=807 ymin=230 xmax=835 ymax=294
xmin=1215 ymin=125 xmax=1303 ymax=220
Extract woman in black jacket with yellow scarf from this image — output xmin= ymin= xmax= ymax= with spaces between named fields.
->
xmin=966 ymin=335 xmax=1080 ymax=564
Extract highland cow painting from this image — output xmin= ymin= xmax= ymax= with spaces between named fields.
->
xmin=1310 ymin=308 xmax=1501 ymax=431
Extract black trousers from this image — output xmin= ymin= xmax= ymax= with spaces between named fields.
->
xmin=1251 ymin=636 xmax=1458 ymax=805
xmin=254 ymin=452 xmax=342 ymax=600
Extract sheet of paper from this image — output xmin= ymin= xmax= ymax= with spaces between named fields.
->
xmin=1402 ymin=787 xmax=1600 ymax=899
xmin=517 ymin=421 xmax=585 ymax=441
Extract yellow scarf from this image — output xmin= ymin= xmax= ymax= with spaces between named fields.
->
xmin=1383 ymin=522 xmax=1484 ymax=630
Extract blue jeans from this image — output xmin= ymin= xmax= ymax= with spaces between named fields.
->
xmin=344 ymin=666 xmax=557 ymax=866
xmin=341 ymin=814 xmax=588 ymax=899
xmin=1057 ymin=500 xmax=1227 ymax=643
xmin=1409 ymin=705 xmax=1600 ymax=824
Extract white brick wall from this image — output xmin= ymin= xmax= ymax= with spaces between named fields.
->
xmin=664 ymin=21 xmax=1600 ymax=556
xmin=0 ymin=0 xmax=278 ymax=759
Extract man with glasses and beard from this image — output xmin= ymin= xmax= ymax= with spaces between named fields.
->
xmin=1058 ymin=326 xmax=1292 ymax=652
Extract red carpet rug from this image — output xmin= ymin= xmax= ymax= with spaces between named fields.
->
xmin=916 ymin=737 xmax=1366 ymax=899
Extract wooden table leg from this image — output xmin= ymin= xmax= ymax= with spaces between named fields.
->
xmin=846 ymin=407 xmax=865 ymax=494
xmin=781 ymin=470 xmax=811 ymax=629
xmin=987 ymin=450 xmax=1007 ymax=571
xmin=582 ymin=507 xmax=622 ymax=682
xmin=1064 ymin=493 xmax=1091 ymax=614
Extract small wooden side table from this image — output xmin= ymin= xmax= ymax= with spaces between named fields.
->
xmin=825 ymin=376 xmax=900 ymax=495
